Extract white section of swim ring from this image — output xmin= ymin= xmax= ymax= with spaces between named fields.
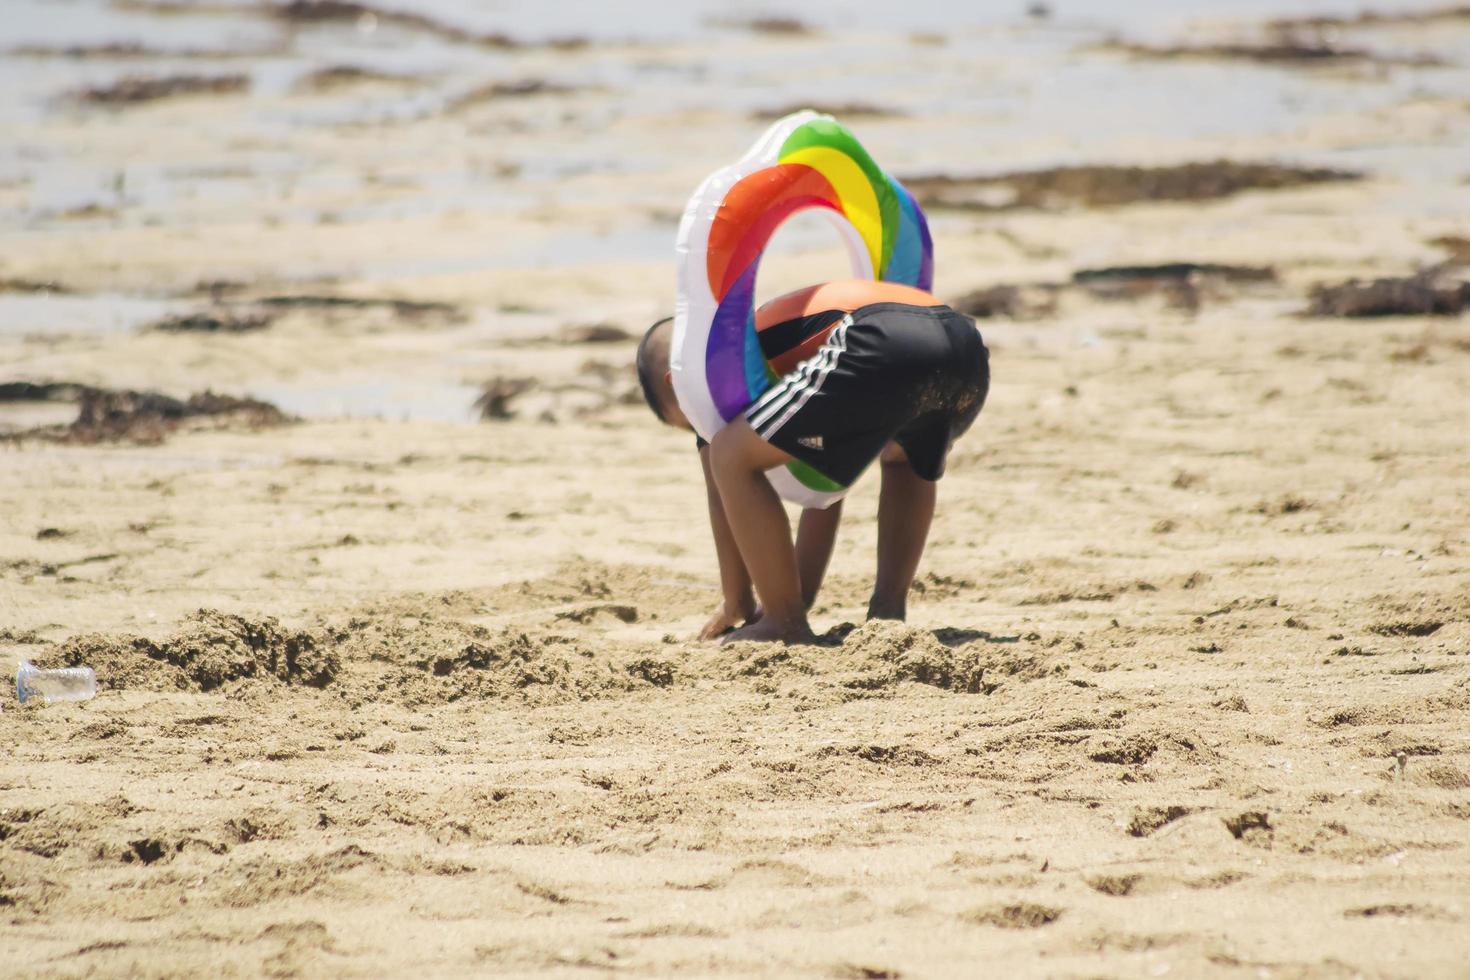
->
xmin=672 ymin=111 xmax=817 ymax=437
xmin=673 ymin=110 xmax=876 ymax=510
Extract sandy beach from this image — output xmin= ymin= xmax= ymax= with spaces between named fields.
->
xmin=2 ymin=1 xmax=1469 ymax=976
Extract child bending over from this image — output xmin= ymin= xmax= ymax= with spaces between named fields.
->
xmin=636 ymin=279 xmax=989 ymax=644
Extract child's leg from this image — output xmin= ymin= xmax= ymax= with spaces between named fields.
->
xmin=869 ymin=441 xmax=936 ymax=621
xmin=708 ymin=419 xmax=815 ymax=643
xmin=796 ymin=500 xmax=842 ymax=610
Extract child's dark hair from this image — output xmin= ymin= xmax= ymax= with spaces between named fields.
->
xmin=635 ymin=317 xmax=674 ymax=423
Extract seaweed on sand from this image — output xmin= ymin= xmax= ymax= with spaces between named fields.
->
xmin=294 ymin=65 xmax=423 ymax=92
xmin=1075 ymin=263 xmax=1277 ymax=311
xmin=902 ymin=160 xmax=1359 ymax=212
xmin=0 ymin=277 xmax=70 ymax=294
xmin=1306 ymin=267 xmax=1469 ymax=318
xmin=1096 ymin=38 xmax=1441 ymax=68
xmin=716 ymin=15 xmax=817 ymax=36
xmin=72 ymin=74 xmax=248 ymax=106
xmin=145 ymin=310 xmax=276 ymax=333
xmin=752 ymin=102 xmax=903 ymax=122
xmin=1268 ymin=6 xmax=1470 ymax=31
xmin=447 ymin=79 xmax=585 ymax=112
xmin=269 ymin=1 xmax=587 ymax=50
xmin=256 ymin=294 xmax=461 ymax=320
xmin=0 ymin=383 xmax=292 ymax=444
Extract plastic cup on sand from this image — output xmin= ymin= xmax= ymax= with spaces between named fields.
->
xmin=16 ymin=661 xmax=96 ymax=704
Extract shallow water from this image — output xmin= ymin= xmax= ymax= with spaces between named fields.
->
xmin=2 ymin=0 xmax=1466 ymax=418
xmin=4 ymin=0 xmax=1460 ymax=160
xmin=0 ymin=293 xmax=184 ymax=336
xmin=248 ymin=377 xmax=487 ymax=423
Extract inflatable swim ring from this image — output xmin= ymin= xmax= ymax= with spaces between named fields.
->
xmin=672 ymin=110 xmax=934 ymax=509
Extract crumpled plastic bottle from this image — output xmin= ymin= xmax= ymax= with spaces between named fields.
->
xmin=16 ymin=661 xmax=96 ymax=704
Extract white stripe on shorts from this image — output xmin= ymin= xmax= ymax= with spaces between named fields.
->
xmin=746 ymin=323 xmax=833 ymax=431
xmin=745 ymin=369 xmax=802 ymax=429
xmin=744 ymin=315 xmax=849 ymax=428
xmin=745 ymin=315 xmax=851 ymax=439
xmin=747 ymin=316 xmax=850 ymax=433
xmin=746 ymin=344 xmax=831 ymax=430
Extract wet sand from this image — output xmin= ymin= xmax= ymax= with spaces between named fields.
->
xmin=3 ymin=2 xmax=1470 ymax=976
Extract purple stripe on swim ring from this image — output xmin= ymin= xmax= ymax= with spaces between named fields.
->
xmin=910 ymin=182 xmax=934 ymax=291
xmin=707 ymin=261 xmax=763 ymax=420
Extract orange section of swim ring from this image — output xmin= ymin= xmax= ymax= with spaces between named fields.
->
xmin=705 ymin=163 xmax=840 ymax=300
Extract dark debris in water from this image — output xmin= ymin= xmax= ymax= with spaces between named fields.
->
xmin=268 ymin=1 xmax=588 ymax=51
xmin=145 ymin=309 xmax=277 ymax=334
xmin=1074 ymin=263 xmax=1278 ymax=313
xmin=948 ymin=262 xmax=1278 ymax=319
xmin=0 ymin=382 xmax=292 ymax=445
xmin=558 ymin=323 xmax=632 ymax=344
xmin=752 ymin=102 xmax=904 ymax=122
xmin=949 ymin=284 xmax=1057 ymax=321
xmin=474 ymin=321 xmax=645 ymax=421
xmin=1430 ymin=235 xmax=1470 ymax=265
xmin=0 ymin=381 xmax=92 ymax=403
xmin=1073 ymin=263 xmax=1276 ymax=286
xmin=1096 ymin=37 xmax=1442 ymax=69
xmin=9 ymin=41 xmax=280 ymax=60
xmin=1269 ymin=5 xmax=1470 ymax=31
xmin=716 ymin=15 xmax=817 ymax=36
xmin=294 ymin=65 xmax=424 ymax=92
xmin=474 ymin=377 xmax=537 ymax=421
xmin=72 ymin=73 xmax=249 ymax=106
xmin=13 ymin=41 xmax=165 ymax=59
xmin=903 ymin=161 xmax=1361 ymax=212
xmin=256 ymin=293 xmax=462 ymax=321
xmin=1307 ymin=267 xmax=1469 ymax=317
xmin=473 ymin=362 xmax=643 ymax=423
xmin=0 ymin=277 xmax=71 ymax=294
xmin=448 ymin=79 xmax=586 ymax=113
xmin=176 ymin=285 xmax=464 ymax=323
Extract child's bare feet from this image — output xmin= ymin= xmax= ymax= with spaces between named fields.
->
xmin=699 ymin=601 xmax=755 ymax=640
xmin=722 ymin=616 xmax=816 ymax=645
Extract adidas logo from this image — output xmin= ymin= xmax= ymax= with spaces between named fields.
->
xmin=796 ymin=435 xmax=824 ymax=451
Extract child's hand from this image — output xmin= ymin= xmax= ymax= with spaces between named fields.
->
xmin=699 ymin=601 xmax=756 ymax=640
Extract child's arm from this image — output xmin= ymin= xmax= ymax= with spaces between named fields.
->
xmin=868 ymin=444 xmax=936 ymax=620
xmin=795 ymin=501 xmax=842 ymax=610
xmin=698 ymin=445 xmax=756 ymax=639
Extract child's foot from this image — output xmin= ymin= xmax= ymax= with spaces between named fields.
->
xmin=722 ymin=616 xmax=816 ymax=645
xmin=866 ymin=596 xmax=907 ymax=621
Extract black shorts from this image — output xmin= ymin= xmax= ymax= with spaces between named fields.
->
xmin=743 ymin=302 xmax=989 ymax=487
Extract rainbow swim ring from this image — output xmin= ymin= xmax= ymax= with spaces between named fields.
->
xmin=672 ymin=110 xmax=934 ymax=509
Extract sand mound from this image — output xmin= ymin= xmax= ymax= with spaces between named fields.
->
xmin=45 ymin=591 xmax=685 ymax=704
xmin=0 ymin=795 xmax=137 ymax=860
xmin=326 ymin=617 xmax=660 ymax=706
xmin=964 ymin=902 xmax=1064 ymax=929
xmin=834 ymin=621 xmax=990 ymax=693
xmin=59 ymin=610 xmax=336 ymax=692
xmin=222 ymin=845 xmax=387 ymax=908
xmin=714 ymin=621 xmax=993 ymax=693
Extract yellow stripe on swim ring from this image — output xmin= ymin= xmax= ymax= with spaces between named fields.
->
xmin=777 ymin=145 xmax=883 ymax=276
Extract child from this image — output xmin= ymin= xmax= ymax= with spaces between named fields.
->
xmin=636 ymin=279 xmax=989 ymax=644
